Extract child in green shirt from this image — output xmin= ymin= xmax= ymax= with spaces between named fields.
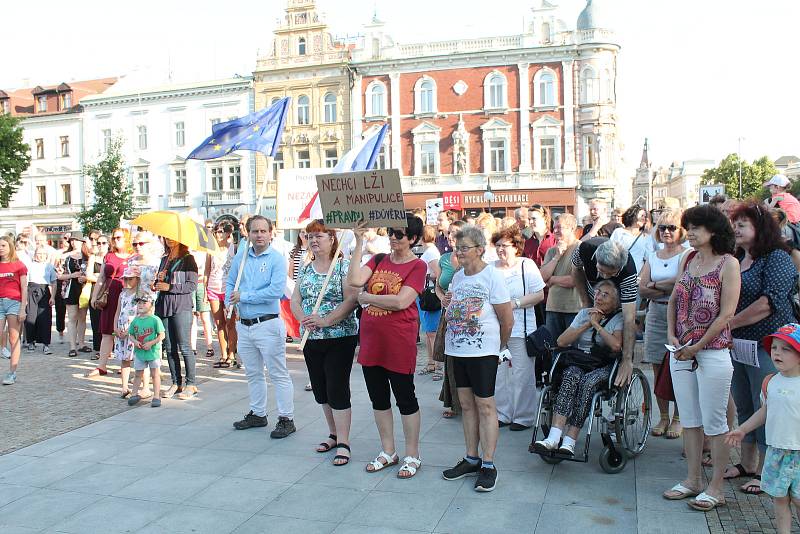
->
xmin=127 ymin=294 xmax=166 ymax=407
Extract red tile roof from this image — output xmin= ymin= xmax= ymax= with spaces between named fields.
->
xmin=0 ymin=77 xmax=118 ymax=117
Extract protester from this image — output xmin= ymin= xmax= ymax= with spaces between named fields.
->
xmin=764 ymin=174 xmax=800 ymax=223
xmin=581 ymin=199 xmax=610 ymax=240
xmin=25 ymin=246 xmax=57 ymax=354
xmin=228 ymin=216 xmax=296 ymax=439
xmin=190 ymin=249 xmax=214 ymax=358
xmin=475 ymin=212 xmax=498 ymax=262
xmin=291 ymin=220 xmax=359 ymax=464
xmin=432 ymin=220 xmax=466 ymax=418
xmin=54 ymin=233 xmax=70 ymax=342
xmin=114 ymin=266 xmax=140 ymax=398
xmin=351 ymin=226 xmax=390 ymax=266
xmin=284 ymin=229 xmax=308 ymax=342
xmin=540 ymin=214 xmax=582 ymax=339
xmin=708 ymin=194 xmax=727 ymax=211
xmin=206 ymin=222 xmax=237 ymax=368
xmin=515 ymin=207 xmax=532 ymax=239
xmin=435 ymin=211 xmax=454 ymax=253
xmin=126 ymin=293 xmax=165 ymax=408
xmin=533 ymin=280 xmax=624 ymax=455
xmin=522 ymin=204 xmax=556 ymax=266
xmin=87 ymin=232 xmax=107 ymax=358
xmin=663 ymin=204 xmax=739 ymax=512
xmin=640 ymin=208 xmax=686 ymax=439
xmin=34 ymin=232 xmax=56 ymax=262
xmin=155 ymin=238 xmax=199 ymax=400
xmin=492 ymin=226 xmax=544 ymax=430
xmin=441 ymin=225 xmax=513 ymax=492
xmin=611 ymin=207 xmax=624 ymax=225
xmin=0 ymin=236 xmax=27 ymax=385
xmin=610 ymin=205 xmax=652 ymax=273
xmin=724 ymin=201 xmax=797 ymax=495
xmin=418 ymin=225 xmax=442 ymax=379
xmin=58 ymin=232 xmax=91 ymax=357
xmin=15 ymin=235 xmax=31 ymax=265
xmin=347 ymin=215 xmax=426 ymax=479
xmin=725 ymin=323 xmax=800 ymax=534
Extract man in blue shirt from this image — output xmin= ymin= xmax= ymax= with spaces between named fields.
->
xmin=227 ymin=215 xmax=296 ymax=438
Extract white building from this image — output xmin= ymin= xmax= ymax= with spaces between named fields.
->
xmin=80 ymin=77 xmax=257 ymax=225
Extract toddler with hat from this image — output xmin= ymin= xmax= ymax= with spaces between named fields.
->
xmin=726 ymin=323 xmax=800 ymax=533
xmin=113 ymin=265 xmax=140 ymax=398
xmin=127 ymin=292 xmax=165 ymax=407
xmin=765 ymin=174 xmax=800 ymax=224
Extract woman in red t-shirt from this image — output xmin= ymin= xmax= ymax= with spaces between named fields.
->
xmin=346 ymin=216 xmax=426 ymax=479
xmin=0 ymin=235 xmax=28 ymax=385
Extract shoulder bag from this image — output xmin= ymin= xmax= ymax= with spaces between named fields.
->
xmin=419 ymin=273 xmax=441 ymax=312
xmin=559 ymin=311 xmax=621 ymax=372
xmin=653 ymin=351 xmax=675 ymax=401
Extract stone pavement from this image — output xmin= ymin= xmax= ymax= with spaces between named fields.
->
xmin=0 ymin=339 xmax=797 ymax=533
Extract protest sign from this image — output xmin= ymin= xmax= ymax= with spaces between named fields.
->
xmin=276 ymin=167 xmax=325 ymax=229
xmin=315 ymin=169 xmax=406 ymax=228
xmin=426 ymin=198 xmax=443 ymax=225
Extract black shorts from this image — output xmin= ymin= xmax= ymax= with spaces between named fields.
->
xmin=451 ymin=355 xmax=499 ymax=398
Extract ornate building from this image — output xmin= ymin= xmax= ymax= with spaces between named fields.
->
xmin=349 ymin=0 xmax=622 ymax=217
xmin=632 ymin=138 xmax=651 ymax=208
xmin=253 ymin=0 xmax=352 ymax=203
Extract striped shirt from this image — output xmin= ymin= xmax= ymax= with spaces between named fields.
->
xmin=571 ymin=237 xmax=639 ymax=304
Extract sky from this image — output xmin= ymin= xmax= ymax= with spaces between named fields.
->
xmin=2 ymin=0 xmax=798 ymax=176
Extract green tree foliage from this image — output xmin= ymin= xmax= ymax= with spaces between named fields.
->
xmin=0 ymin=113 xmax=31 ymax=208
xmin=76 ymin=138 xmax=133 ymax=233
xmin=701 ymin=153 xmax=777 ymax=200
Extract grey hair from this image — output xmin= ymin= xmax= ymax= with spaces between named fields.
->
xmin=455 ymin=225 xmax=486 ymax=249
xmin=594 ymin=279 xmax=620 ymax=306
xmin=594 ymin=239 xmax=628 ymax=270
xmin=514 ymin=207 xmax=528 ymax=217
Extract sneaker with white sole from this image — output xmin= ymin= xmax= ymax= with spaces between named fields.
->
xmin=1 ymin=347 xmax=9 ymax=359
xmin=556 ymin=442 xmax=576 ymax=456
xmin=43 ymin=345 xmax=52 ymax=355
xmin=26 ymin=344 xmax=35 ymax=352
xmin=2 ymin=372 xmax=17 ymax=385
xmin=533 ymin=438 xmax=559 ymax=454
xmin=474 ymin=466 xmax=498 ymax=492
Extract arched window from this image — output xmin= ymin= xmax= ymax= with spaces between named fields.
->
xmin=580 ymin=67 xmax=599 ymax=104
xmin=366 ymin=81 xmax=386 ymax=117
xmin=414 ymin=76 xmax=437 ymax=114
xmin=297 ymin=95 xmax=310 ymax=125
xmin=534 ymin=69 xmax=558 ymax=107
xmin=484 ymin=72 xmax=507 ymax=110
xmin=298 ymin=37 xmax=306 ymax=55
xmin=323 ymin=92 xmax=337 ymax=123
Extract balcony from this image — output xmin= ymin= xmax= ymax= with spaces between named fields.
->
xmin=134 ymin=195 xmax=151 ymax=209
xmin=207 ymin=190 xmax=241 ymax=203
xmin=169 ymin=192 xmax=188 ymax=207
xmin=579 ymin=170 xmax=614 ymax=189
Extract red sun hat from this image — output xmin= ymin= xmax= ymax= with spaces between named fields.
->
xmin=763 ymin=323 xmax=800 ymax=354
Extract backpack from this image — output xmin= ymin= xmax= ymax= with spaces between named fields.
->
xmin=761 ymin=373 xmax=776 ymax=400
xmin=786 ymin=222 xmax=800 ymax=251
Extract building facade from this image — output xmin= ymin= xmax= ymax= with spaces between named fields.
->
xmin=253 ymin=0 xmax=352 ymax=204
xmin=349 ymin=0 xmax=622 ymax=218
xmin=631 ymin=138 xmax=651 ymax=208
xmin=80 ymin=77 xmax=256 ymax=224
xmin=0 ymin=78 xmax=116 ymax=240
xmin=650 ymin=159 xmax=715 ymax=208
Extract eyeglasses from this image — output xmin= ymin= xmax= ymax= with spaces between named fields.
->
xmin=658 ymin=225 xmax=678 ymax=233
xmin=454 ymin=245 xmax=480 ymax=253
xmin=133 ymin=242 xmax=148 ymax=247
xmin=97 ymin=241 xmax=109 ymax=245
xmin=387 ymin=229 xmax=407 ymax=240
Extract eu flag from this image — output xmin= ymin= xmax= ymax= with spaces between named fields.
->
xmin=187 ymin=97 xmax=290 ymax=160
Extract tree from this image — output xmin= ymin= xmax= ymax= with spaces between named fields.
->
xmin=700 ymin=153 xmax=777 ymax=200
xmin=0 ymin=113 xmax=31 ymax=208
xmin=76 ymin=138 xmax=134 ymax=233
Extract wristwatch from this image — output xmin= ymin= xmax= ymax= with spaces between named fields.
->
xmin=514 ymin=298 xmax=521 ymax=309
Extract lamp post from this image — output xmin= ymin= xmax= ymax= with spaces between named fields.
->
xmin=483 ymin=175 xmax=495 ymax=215
xmin=737 ymin=137 xmax=744 ymax=198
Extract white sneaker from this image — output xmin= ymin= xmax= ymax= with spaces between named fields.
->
xmin=533 ymin=438 xmax=559 ymax=452
xmin=1 ymin=347 xmax=9 ymax=359
xmin=43 ymin=345 xmax=52 ymax=355
xmin=557 ymin=442 xmax=576 ymax=456
xmin=2 ymin=372 xmax=16 ymax=385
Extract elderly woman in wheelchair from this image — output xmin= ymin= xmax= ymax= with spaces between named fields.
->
xmin=533 ymin=280 xmax=623 ymax=456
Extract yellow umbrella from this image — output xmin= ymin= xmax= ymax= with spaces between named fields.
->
xmin=131 ymin=211 xmax=220 ymax=255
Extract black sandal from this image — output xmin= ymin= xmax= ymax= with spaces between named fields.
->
xmin=333 ymin=443 xmax=351 ymax=466
xmin=723 ymin=463 xmax=754 ymax=480
xmin=68 ymin=350 xmax=78 ymax=357
xmin=316 ymin=434 xmax=337 ymax=453
xmin=78 ymin=346 xmax=93 ymax=353
xmin=741 ymin=475 xmax=764 ymax=495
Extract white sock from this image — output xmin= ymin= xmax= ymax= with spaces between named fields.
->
xmin=561 ymin=436 xmax=576 ymax=449
xmin=546 ymin=427 xmax=562 ymax=443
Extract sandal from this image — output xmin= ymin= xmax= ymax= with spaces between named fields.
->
xmin=91 ymin=353 xmax=100 ymax=360
xmin=120 ymin=390 xmax=131 ymax=399
xmin=68 ymin=350 xmax=78 ymax=358
xmin=442 ymin=410 xmax=456 ymax=419
xmin=397 ymin=456 xmax=422 ymax=479
xmin=663 ymin=482 xmax=701 ymax=500
xmin=78 ymin=346 xmax=93 ymax=353
xmin=741 ymin=475 xmax=763 ymax=495
xmin=206 ymin=348 xmax=215 ymax=358
xmin=651 ymin=417 xmax=669 ymax=437
xmin=84 ymin=367 xmax=108 ymax=377
xmin=418 ymin=363 xmax=437 ymax=375
xmin=665 ymin=417 xmax=682 ymax=439
xmin=701 ymin=451 xmax=713 ymax=467
xmin=432 ymin=372 xmax=443 ymax=381
xmin=723 ymin=463 xmax=754 ymax=480
xmin=688 ymin=492 xmax=725 ymax=512
xmin=333 ymin=443 xmax=351 ymax=466
xmin=366 ymin=451 xmax=399 ymax=473
xmin=316 ymin=434 xmax=337 ymax=453
xmin=213 ymin=360 xmax=230 ymax=369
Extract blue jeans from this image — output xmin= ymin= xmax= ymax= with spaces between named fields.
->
xmin=160 ymin=311 xmax=195 ymax=387
xmin=545 ymin=311 xmax=577 ymax=340
xmin=731 ymin=346 xmax=777 ymax=451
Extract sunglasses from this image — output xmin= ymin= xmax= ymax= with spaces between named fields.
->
xmin=133 ymin=241 xmax=148 ymax=246
xmin=658 ymin=225 xmax=678 ymax=233
xmin=387 ymin=229 xmax=407 ymax=240
xmin=97 ymin=241 xmax=109 ymax=245
xmin=132 ymin=298 xmax=152 ymax=304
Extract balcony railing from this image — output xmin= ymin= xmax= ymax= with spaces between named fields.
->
xmin=169 ymin=193 xmax=188 ymax=207
xmin=207 ymin=190 xmax=241 ymax=202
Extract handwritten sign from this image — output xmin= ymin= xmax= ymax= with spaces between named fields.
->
xmin=277 ymin=168 xmax=325 ymax=229
xmin=426 ymin=198 xmax=443 ymax=225
xmin=315 ymin=169 xmax=407 ymax=229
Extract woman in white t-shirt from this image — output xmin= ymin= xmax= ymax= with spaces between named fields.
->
xmin=492 ymin=227 xmax=545 ymax=430
xmin=418 ymin=225 xmax=443 ymax=378
xmin=610 ymin=205 xmax=654 ymax=273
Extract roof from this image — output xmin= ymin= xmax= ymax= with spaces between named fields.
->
xmin=775 ymin=155 xmax=800 ymax=167
xmin=0 ymin=77 xmax=118 ymax=117
xmin=577 ymin=0 xmax=610 ymax=31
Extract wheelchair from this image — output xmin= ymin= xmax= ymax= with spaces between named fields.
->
xmin=528 ymin=347 xmax=652 ymax=473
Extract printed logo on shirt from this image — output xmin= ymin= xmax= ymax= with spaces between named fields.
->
xmin=132 ymin=325 xmax=155 ymax=346
xmin=0 ymin=273 xmax=15 ymax=278
xmin=446 ymin=282 xmax=489 ymax=349
xmin=366 ymin=269 xmax=403 ymax=317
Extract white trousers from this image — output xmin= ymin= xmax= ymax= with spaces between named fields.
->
xmin=670 ymin=348 xmax=732 ymax=436
xmin=495 ymin=337 xmax=539 ymax=426
xmin=236 ymin=319 xmax=294 ymax=419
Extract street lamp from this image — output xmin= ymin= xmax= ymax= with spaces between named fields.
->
xmin=738 ymin=137 xmax=745 ymax=198
xmin=483 ymin=175 xmax=495 ymax=215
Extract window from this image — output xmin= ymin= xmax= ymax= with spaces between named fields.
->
xmin=229 ymin=165 xmax=241 ymax=190
xmin=489 ymin=140 xmax=507 ymax=173
xmin=60 ymin=93 xmax=71 ymax=110
xmin=297 ymin=95 xmax=310 ymax=125
xmin=272 ymin=151 xmax=284 ymax=177
xmin=415 ymin=77 xmax=436 ymax=114
xmin=1 ymin=100 xmax=8 ymax=114
xmin=583 ymin=134 xmax=597 ymax=169
xmin=602 ymin=69 xmax=613 ymax=102
xmin=480 ymin=118 xmax=511 ymax=174
xmin=580 ymin=67 xmax=599 ymax=104
xmin=323 ymin=93 xmax=337 ymax=123
xmin=324 ymin=149 xmax=338 ymax=168
xmin=60 ymin=136 xmax=69 ymax=157
xmin=484 ymin=72 xmax=507 ymax=110
xmin=175 ymin=169 xmax=187 ymax=193
xmin=541 ymin=22 xmax=552 ymax=44
xmin=366 ymin=81 xmax=386 ymax=117
xmin=534 ymin=69 xmax=557 ymax=107
xmin=211 ymin=167 xmax=223 ymax=190
xmin=61 ymin=184 xmax=71 ymax=205
xmin=375 ymin=145 xmax=388 ymax=170
xmin=297 ymin=150 xmax=310 ymax=169
xmin=35 ymin=139 xmax=44 ymax=159
xmin=137 ymin=172 xmax=150 ymax=195
xmin=210 ymin=118 xmax=221 ymax=131
xmin=36 ymin=186 xmax=46 ymax=206
xmin=298 ymin=37 xmax=306 ymax=55
xmin=137 ymin=125 xmax=147 ymax=150
xmin=175 ymin=121 xmax=185 ymax=147
xmin=540 ymin=138 xmax=557 ymax=170
xmin=102 ymin=129 xmax=112 ymax=152
xmin=37 ymin=96 xmax=47 ymax=112
xmin=420 ymin=143 xmax=436 ymax=175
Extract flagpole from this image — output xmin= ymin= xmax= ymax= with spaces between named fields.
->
xmin=299 ymin=234 xmax=344 ymax=351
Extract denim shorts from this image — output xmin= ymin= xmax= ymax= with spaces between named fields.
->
xmin=762 ymin=446 xmax=800 ymax=498
xmin=0 ymin=298 xmax=21 ymax=318
xmin=134 ymin=358 xmax=162 ymax=371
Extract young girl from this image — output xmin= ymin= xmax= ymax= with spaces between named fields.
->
xmin=726 ymin=323 xmax=800 ymax=534
xmin=113 ymin=266 xmax=140 ymax=397
xmin=0 ymin=236 xmax=28 ymax=385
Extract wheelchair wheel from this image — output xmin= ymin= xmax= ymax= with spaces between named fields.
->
xmin=613 ymin=367 xmax=652 ymax=457
xmin=599 ymin=445 xmax=627 ymax=474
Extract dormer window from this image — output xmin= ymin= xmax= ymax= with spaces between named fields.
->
xmin=60 ymin=92 xmax=72 ymax=110
xmin=37 ymin=96 xmax=47 ymax=112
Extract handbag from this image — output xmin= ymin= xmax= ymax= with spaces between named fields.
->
xmin=419 ymin=274 xmax=441 ymax=312
xmin=654 ymin=351 xmax=675 ymax=401
xmin=559 ymin=312 xmax=621 ymax=372
xmin=78 ymin=282 xmax=92 ymax=309
xmin=432 ymin=312 xmax=447 ymax=363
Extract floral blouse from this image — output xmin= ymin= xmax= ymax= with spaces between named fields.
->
xmin=674 ymin=252 xmax=732 ymax=349
xmin=298 ymin=258 xmax=358 ymax=340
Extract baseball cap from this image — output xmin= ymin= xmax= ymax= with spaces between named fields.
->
xmin=133 ymin=292 xmax=154 ymax=303
xmin=763 ymin=323 xmax=800 ymax=354
xmin=764 ymin=174 xmax=790 ymax=188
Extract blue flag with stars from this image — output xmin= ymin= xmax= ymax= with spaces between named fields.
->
xmin=187 ymin=97 xmax=290 ymax=160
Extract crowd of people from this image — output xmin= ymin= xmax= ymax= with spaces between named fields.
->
xmin=3 ymin=173 xmax=800 ymax=528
